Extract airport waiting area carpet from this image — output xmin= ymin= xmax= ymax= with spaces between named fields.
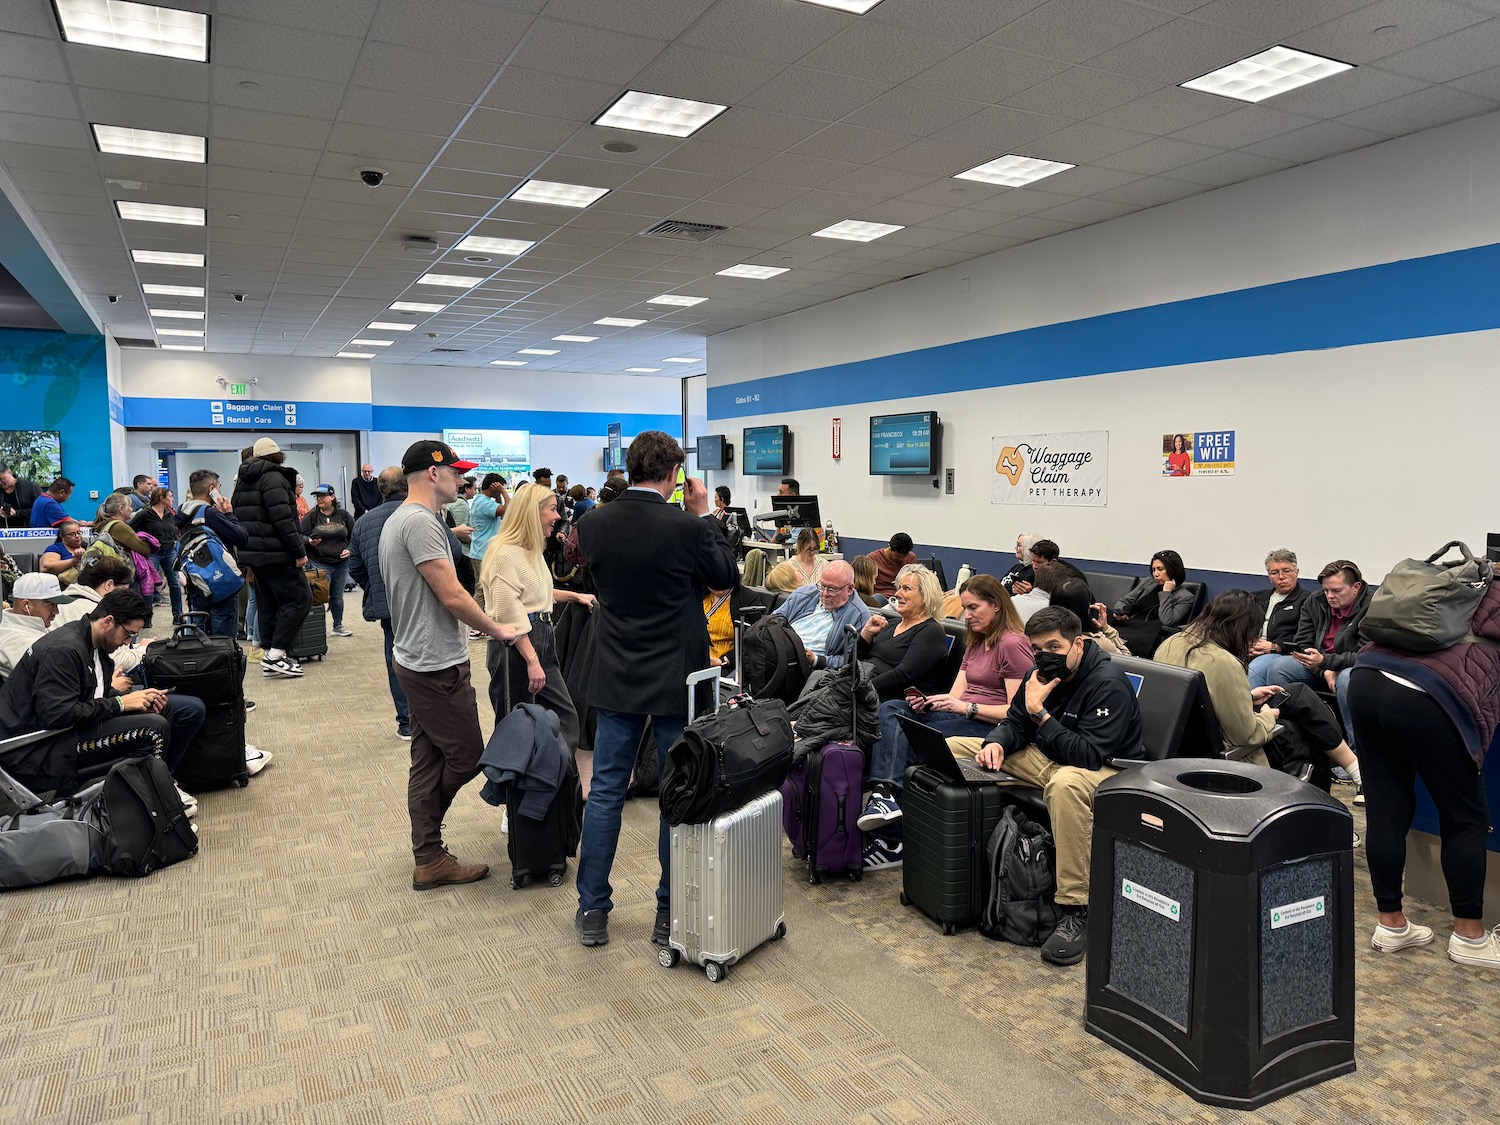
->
xmin=3 ymin=593 xmax=1497 ymax=1123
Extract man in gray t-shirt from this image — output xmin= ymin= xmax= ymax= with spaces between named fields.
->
xmin=380 ymin=440 xmax=516 ymax=892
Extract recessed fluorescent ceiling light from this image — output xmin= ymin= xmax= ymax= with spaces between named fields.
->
xmin=717 ymin=263 xmax=789 ymax=279
xmin=647 ymin=294 xmax=707 ymax=307
xmin=509 ymin=179 xmax=610 ymax=208
xmin=157 ymin=328 xmax=203 ymax=337
xmin=490 ymin=360 xmax=527 ymax=366
xmin=663 ymin=357 xmax=702 ymax=363
xmin=368 ymin=321 xmax=414 ymax=332
xmin=417 ymin=273 xmax=482 ymax=288
xmin=337 ymin=351 xmax=376 ymax=359
xmin=626 ymin=367 xmax=661 ymax=373
xmin=142 ymin=283 xmax=203 ymax=296
xmin=595 ymin=90 xmax=729 ymax=138
xmin=390 ymin=301 xmax=445 ymax=313
xmin=150 ymin=308 xmax=204 ymax=319
xmin=797 ymin=0 xmax=884 ymax=11
xmin=349 ymin=338 xmax=393 ymax=347
xmin=455 ymin=235 xmax=536 ymax=255
xmin=161 ymin=344 xmax=202 ymax=351
xmin=92 ymin=124 xmax=205 ymax=163
xmin=55 ymin=0 xmax=209 ymax=62
xmin=116 ymin=201 xmax=205 ymax=226
xmin=132 ymin=249 xmax=203 ymax=267
xmin=1181 ymin=45 xmax=1353 ymax=103
xmin=553 ymin=334 xmax=598 ymax=343
xmin=595 ymin=317 xmax=646 ymax=327
xmin=812 ymin=219 xmax=903 ymax=242
xmin=518 ymin=348 xmax=559 ymax=355
xmin=954 ymin=154 xmax=1076 ymax=187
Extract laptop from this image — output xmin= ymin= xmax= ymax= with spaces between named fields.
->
xmin=899 ymin=715 xmax=1014 ymax=786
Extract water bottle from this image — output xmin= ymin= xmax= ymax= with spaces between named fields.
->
xmin=824 ymin=519 xmax=837 ymax=554
xmin=956 ymin=561 xmax=973 ymax=586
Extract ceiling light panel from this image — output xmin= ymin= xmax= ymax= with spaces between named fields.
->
xmin=626 ymin=367 xmax=661 ymax=373
xmin=132 ymin=249 xmax=203 ymax=267
xmin=553 ymin=335 xmax=598 ymax=343
xmin=116 ymin=201 xmax=205 ymax=226
xmin=509 ymin=180 xmax=610 ymax=208
xmin=455 ymin=235 xmax=536 ymax=255
xmin=595 ymin=317 xmax=645 ymax=327
xmin=161 ymin=344 xmax=202 ymax=351
xmin=797 ymin=0 xmax=885 ymax=12
xmin=812 ymin=219 xmax=904 ymax=242
xmin=595 ymin=90 xmax=729 ymax=138
xmin=92 ymin=124 xmax=205 ymax=162
xmin=518 ymin=348 xmax=559 ymax=355
xmin=1181 ymin=45 xmax=1353 ymax=104
xmin=349 ymin=338 xmax=393 ymax=347
xmin=663 ymin=357 xmax=702 ymax=363
xmin=150 ymin=308 xmax=204 ymax=319
xmin=390 ymin=301 xmax=446 ymax=313
xmin=142 ymin=283 xmax=203 ymax=296
xmin=490 ymin=360 xmax=527 ymax=366
xmin=337 ymin=351 xmax=376 ymax=359
xmin=717 ymin=264 xmax=789 ymax=279
xmin=157 ymin=328 xmax=204 ymax=337
xmin=954 ymin=154 xmax=1076 ymax=187
xmin=647 ymin=294 xmax=707 ymax=307
xmin=368 ymin=322 xmax=414 ymax=331
xmin=55 ymin=0 xmax=209 ymax=62
xmin=417 ymin=273 xmax=483 ymax=288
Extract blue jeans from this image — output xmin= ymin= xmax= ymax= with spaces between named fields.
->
xmin=381 ymin=618 xmax=410 ymax=727
xmin=186 ymin=585 xmax=240 ymax=640
xmin=311 ymin=559 xmax=350 ymax=628
xmin=1248 ymin=654 xmax=1356 ymax=748
xmin=576 ymin=708 xmax=685 ymax=916
xmin=871 ymin=698 xmax=994 ymax=787
xmin=163 ymin=693 xmax=207 ymax=775
xmin=245 ymin=583 xmax=259 ymax=645
xmin=153 ymin=550 xmax=184 ymax=620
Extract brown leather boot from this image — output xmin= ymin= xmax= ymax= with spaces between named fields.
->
xmin=412 ymin=851 xmax=490 ymax=890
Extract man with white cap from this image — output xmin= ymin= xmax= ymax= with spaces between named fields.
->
xmin=232 ymin=437 xmax=311 ymax=679
xmin=0 ymin=572 xmax=75 ymax=679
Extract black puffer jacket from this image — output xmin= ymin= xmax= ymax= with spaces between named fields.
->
xmin=231 ymin=457 xmax=303 ymax=568
xmin=787 ymin=659 xmax=880 ymax=764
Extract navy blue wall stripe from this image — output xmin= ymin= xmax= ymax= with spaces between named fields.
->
xmin=709 ymin=241 xmax=1500 ymax=420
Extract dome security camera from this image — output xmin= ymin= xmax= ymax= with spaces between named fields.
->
xmin=359 ymin=169 xmax=387 ymax=187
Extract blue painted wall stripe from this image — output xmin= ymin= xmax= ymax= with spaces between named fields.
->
xmin=709 ymin=241 xmax=1500 ymax=419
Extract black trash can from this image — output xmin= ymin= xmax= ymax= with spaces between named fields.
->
xmin=1084 ymin=759 xmax=1355 ymax=1109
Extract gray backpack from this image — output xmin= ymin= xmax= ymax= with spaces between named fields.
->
xmin=0 ymin=765 xmax=105 ymax=890
xmin=1363 ymin=541 xmax=1494 ymax=652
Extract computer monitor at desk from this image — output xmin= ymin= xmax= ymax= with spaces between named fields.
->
xmin=770 ymin=494 xmax=821 ymax=532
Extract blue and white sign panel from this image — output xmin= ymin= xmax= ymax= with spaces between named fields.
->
xmin=209 ymin=400 xmax=299 ymax=428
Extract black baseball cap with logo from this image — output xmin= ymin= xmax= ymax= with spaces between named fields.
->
xmin=401 ymin=440 xmax=478 ymax=475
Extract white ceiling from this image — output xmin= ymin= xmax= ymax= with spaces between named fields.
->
xmin=1 ymin=0 xmax=1498 ymax=376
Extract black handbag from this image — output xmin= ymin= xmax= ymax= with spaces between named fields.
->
xmin=659 ymin=697 xmax=795 ymax=826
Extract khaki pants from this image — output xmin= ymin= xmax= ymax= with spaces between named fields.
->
xmin=947 ymin=737 xmax=1116 ymax=907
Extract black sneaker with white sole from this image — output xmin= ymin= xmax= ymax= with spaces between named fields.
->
xmin=1041 ymin=907 xmax=1088 ymax=966
xmin=261 ymin=655 xmax=304 ymax=678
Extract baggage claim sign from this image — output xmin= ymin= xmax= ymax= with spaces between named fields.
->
xmin=991 ymin=430 xmax=1109 ymax=507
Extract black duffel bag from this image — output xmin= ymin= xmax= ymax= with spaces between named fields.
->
xmin=659 ymin=697 xmax=795 ymax=826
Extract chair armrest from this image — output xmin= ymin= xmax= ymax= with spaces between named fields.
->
xmin=1106 ymin=757 xmax=1148 ymax=770
xmin=0 ymin=729 xmax=65 ymax=813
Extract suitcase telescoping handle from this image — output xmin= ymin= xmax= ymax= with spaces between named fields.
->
xmin=843 ymin=624 xmax=860 ymax=737
xmin=687 ymin=665 xmax=721 ymax=723
xmin=167 ymin=610 xmax=213 ymax=645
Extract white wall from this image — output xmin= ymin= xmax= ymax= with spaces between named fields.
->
xmin=119 ymin=351 xmax=372 ymax=404
xmin=708 ymin=108 xmax=1500 ymax=582
xmin=105 ymin=335 xmax=127 ymax=484
xmin=126 ymin=430 xmax=360 ymax=500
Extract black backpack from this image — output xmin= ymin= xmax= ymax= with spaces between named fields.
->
xmin=979 ymin=804 xmax=1061 ymax=946
xmin=738 ymin=615 xmax=811 ymax=703
xmin=86 ymin=756 xmax=199 ymax=877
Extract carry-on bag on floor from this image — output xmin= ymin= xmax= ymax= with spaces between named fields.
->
xmin=141 ymin=612 xmax=249 ymax=791
xmin=0 ymin=760 xmax=105 ymax=890
xmin=288 ymin=602 xmax=329 ymax=661
xmin=660 ymin=665 xmax=786 ymax=982
xmin=88 ymin=756 xmax=199 ymax=877
xmin=781 ymin=629 xmax=864 ymax=883
xmin=899 ymin=764 xmax=1010 ymax=935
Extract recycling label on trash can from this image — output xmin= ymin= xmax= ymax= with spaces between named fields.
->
xmin=1121 ymin=879 xmax=1181 ymax=922
xmin=1269 ymin=895 xmax=1325 ymax=930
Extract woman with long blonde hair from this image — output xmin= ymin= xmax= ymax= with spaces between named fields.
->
xmin=480 ymin=483 xmax=595 ymax=741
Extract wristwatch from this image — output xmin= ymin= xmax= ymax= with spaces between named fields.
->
xmin=967 ymin=702 xmax=978 ymax=720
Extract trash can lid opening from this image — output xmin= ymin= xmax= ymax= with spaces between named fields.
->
xmin=1176 ymin=770 xmax=1264 ymax=796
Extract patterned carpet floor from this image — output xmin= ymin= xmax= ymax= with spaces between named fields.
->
xmin=3 ymin=596 xmax=1497 ymax=1123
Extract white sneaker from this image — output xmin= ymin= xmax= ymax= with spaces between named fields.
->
xmin=1371 ymin=920 xmax=1434 ymax=953
xmin=244 ymin=745 xmax=273 ymax=776
xmin=500 ymin=809 xmax=509 ymax=835
xmin=1449 ymin=926 xmax=1500 ymax=967
xmin=174 ymin=785 xmax=198 ymax=818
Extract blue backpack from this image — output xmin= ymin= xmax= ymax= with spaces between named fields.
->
xmin=174 ymin=502 xmax=245 ymax=602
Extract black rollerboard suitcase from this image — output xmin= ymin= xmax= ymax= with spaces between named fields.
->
xmin=141 ymin=613 xmax=249 ymax=791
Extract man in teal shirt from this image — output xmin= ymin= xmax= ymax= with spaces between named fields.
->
xmin=465 ymin=473 xmax=509 ymax=624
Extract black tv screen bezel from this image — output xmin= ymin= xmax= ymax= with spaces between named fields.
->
xmin=869 ymin=410 xmax=940 ymax=476
xmin=741 ymin=424 xmax=790 ymax=476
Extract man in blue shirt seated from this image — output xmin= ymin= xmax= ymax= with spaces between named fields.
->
xmin=28 ymin=477 xmax=73 ymax=529
xmin=40 ymin=519 xmax=86 ymax=577
xmin=770 ymin=560 xmax=871 ymax=671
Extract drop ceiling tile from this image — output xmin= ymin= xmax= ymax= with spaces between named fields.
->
xmin=870 ymin=0 xmax=1049 ymax=40
xmin=505 ymin=17 xmax=668 ymax=84
xmin=0 ymin=142 xmax=99 ymax=173
xmin=0 ymin=4 xmax=71 ymax=35
xmin=798 ymin=20 xmax=966 ymax=85
xmin=681 ymin=0 xmax=847 ymax=64
xmin=988 ymin=215 xmax=1078 ymax=240
xmin=982 ymin=0 xmax=1176 ymax=64
xmin=696 ymin=108 xmax=828 ymax=152
xmin=1008 ymin=66 xmax=1166 ymax=121
xmin=1242 ymin=119 xmax=1388 ymax=162
xmin=623 ymin=166 xmax=731 ymax=199
xmin=1036 ymin=164 xmax=1142 ymax=195
xmin=1088 ymin=18 xmax=1269 ymax=85
xmin=222 ymin=0 xmax=382 ymax=37
xmin=407 ymin=190 xmax=492 ymax=217
xmin=1089 ymin=85 xmax=1238 ymax=134
xmin=905 ymin=44 xmax=1069 ymax=105
xmin=922 ymin=239 xmax=1018 ymax=262
xmin=1293 ymin=0 xmax=1489 ymax=65
xmin=0 ymin=79 xmax=77 ymax=121
xmin=455 ymin=109 xmax=580 ymax=151
xmin=205 ymin=167 xmax=312 ymax=198
xmin=212 ymin=69 xmax=344 ymax=119
xmin=1451 ymin=64 xmax=1500 ymax=100
xmin=0 ymin=34 xmax=67 ymax=84
xmin=439 ymin=142 xmax=551 ymax=177
xmin=367 ymin=0 xmax=535 ymax=61
xmin=0 ymin=113 xmax=92 ymax=148
xmin=1095 ymin=135 xmax=1224 ymax=174
xmin=340 ymin=89 xmax=470 ymax=137
xmin=788 ymin=189 xmax=885 ymax=218
xmin=353 ymin=44 xmax=500 ymax=105
xmin=787 ymin=123 xmax=917 ymax=163
xmin=1334 ymin=83 xmax=1498 ymax=135
xmin=215 ymin=106 xmax=333 ymax=150
xmin=589 ymin=190 xmax=684 ymax=217
xmin=1168 ymin=149 xmax=1293 ymax=185
xmin=743 ymin=152 xmax=862 ymax=189
xmin=701 ymin=179 xmax=809 ymax=209
xmin=930 ymin=104 xmax=1069 ymax=148
xmin=1375 ymin=20 xmax=1500 ymax=82
xmin=839 ymin=86 xmax=991 ymax=137
xmin=1095 ymin=176 xmax=1210 ymax=206
xmin=966 ymin=187 xmax=1075 ymax=215
xmin=897 ymin=178 xmax=1008 ymax=207
xmin=659 ymin=140 xmax=780 ymax=178
xmin=326 ymin=123 xmax=447 ymax=166
xmin=542 ymin=0 xmax=718 ymax=37
xmin=1027 ymin=121 xmax=1154 ymax=161
xmin=817 ymin=164 xmax=937 ymax=200
xmin=629 ymin=44 xmax=787 ymax=105
xmin=478 ymin=67 xmax=619 ymax=123
xmin=1188 ymin=0 xmax=1370 ymax=39
xmin=213 ymin=139 xmax=322 ymax=176
xmin=1262 ymin=64 xmax=1429 ymax=119
xmin=99 ymin=153 xmax=208 ymax=186
xmin=875 ymin=137 xmax=1000 ymax=176
xmin=1171 ymin=104 xmax=1319 ymax=148
xmin=921 ymin=207 xmax=1012 ymax=233
xmin=737 ymin=67 xmax=896 ymax=121
xmin=1034 ymin=196 xmax=1138 ymax=224
xmin=214 ymin=17 xmax=363 ymax=83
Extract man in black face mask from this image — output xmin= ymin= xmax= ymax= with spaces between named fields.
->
xmin=969 ymin=606 xmax=1145 ymax=967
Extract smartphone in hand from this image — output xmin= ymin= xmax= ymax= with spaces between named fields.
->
xmin=1266 ymin=688 xmax=1290 ymax=708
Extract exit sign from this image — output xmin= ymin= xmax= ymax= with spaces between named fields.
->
xmin=229 ymin=383 xmax=248 ymax=395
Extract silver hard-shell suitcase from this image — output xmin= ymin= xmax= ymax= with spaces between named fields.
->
xmin=657 ymin=665 xmax=788 ymax=982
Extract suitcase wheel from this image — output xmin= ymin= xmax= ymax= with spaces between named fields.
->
xmin=848 ymin=869 xmax=861 ymax=883
xmin=511 ymin=874 xmax=526 ymax=890
xmin=942 ymin=922 xmax=958 ymax=937
xmin=657 ymin=947 xmax=679 ymax=969
xmin=899 ymin=891 xmax=910 ymax=907
xmin=774 ymin=922 xmax=787 ymax=940
xmin=548 ymin=872 xmax=564 ymax=887
xmin=704 ymin=961 xmax=727 ymax=983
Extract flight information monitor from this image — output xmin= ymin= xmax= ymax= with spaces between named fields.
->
xmin=869 ymin=411 xmax=939 ymax=476
xmin=742 ymin=425 xmax=790 ymax=476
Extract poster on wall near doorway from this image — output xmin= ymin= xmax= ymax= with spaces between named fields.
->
xmin=1160 ymin=430 xmax=1235 ymax=476
xmin=0 ymin=430 xmax=62 ymax=482
xmin=991 ymin=431 xmax=1107 ymax=507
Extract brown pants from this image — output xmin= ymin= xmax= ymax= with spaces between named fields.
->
xmin=395 ymin=660 xmax=485 ymax=864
